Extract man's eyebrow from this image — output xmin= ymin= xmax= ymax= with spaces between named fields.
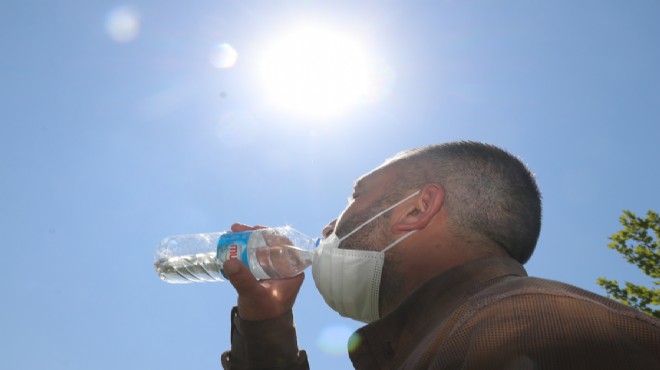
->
xmin=352 ymin=177 xmax=369 ymax=196
xmin=353 ymin=178 xmax=365 ymax=191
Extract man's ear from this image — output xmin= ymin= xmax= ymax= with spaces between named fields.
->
xmin=392 ymin=184 xmax=444 ymax=232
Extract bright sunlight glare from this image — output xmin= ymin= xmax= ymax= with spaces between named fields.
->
xmin=259 ymin=24 xmax=377 ymax=118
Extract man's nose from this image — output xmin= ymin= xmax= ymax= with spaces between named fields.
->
xmin=322 ymin=219 xmax=337 ymax=238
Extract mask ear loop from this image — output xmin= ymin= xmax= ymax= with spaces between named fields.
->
xmin=381 ymin=229 xmax=417 ymax=253
xmin=339 ymin=190 xmax=421 ymax=243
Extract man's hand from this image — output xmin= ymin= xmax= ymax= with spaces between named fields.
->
xmin=223 ymin=223 xmax=305 ymax=321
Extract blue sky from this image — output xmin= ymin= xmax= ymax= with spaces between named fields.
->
xmin=1 ymin=1 xmax=659 ymax=369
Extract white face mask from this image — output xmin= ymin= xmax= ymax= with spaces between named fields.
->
xmin=312 ymin=190 xmax=420 ymax=323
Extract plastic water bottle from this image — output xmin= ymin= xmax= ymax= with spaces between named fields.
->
xmin=154 ymin=226 xmax=318 ymax=284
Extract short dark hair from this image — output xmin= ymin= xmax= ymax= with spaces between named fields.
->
xmin=384 ymin=141 xmax=542 ymax=264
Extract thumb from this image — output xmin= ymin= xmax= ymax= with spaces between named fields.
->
xmin=223 ymin=259 xmax=260 ymax=296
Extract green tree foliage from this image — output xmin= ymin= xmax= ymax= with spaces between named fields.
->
xmin=597 ymin=210 xmax=659 ymax=318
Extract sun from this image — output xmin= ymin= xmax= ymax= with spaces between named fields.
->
xmin=258 ymin=23 xmax=375 ymax=118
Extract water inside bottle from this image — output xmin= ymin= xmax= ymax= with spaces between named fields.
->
xmin=254 ymin=245 xmax=314 ymax=279
xmin=154 ymin=252 xmax=224 ymax=284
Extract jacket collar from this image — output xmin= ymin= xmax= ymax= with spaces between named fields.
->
xmin=348 ymin=256 xmax=527 ymax=369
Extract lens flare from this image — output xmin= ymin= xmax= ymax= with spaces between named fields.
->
xmin=209 ymin=43 xmax=239 ymax=69
xmin=106 ymin=6 xmax=140 ymax=43
xmin=316 ymin=324 xmax=357 ymax=355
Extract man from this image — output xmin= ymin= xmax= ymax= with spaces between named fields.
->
xmin=220 ymin=142 xmax=660 ymax=369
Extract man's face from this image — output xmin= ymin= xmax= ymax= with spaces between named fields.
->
xmin=325 ymin=165 xmax=397 ymax=251
xmin=322 ymin=164 xmax=409 ymax=313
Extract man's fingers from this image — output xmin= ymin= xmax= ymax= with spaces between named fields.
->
xmin=223 ymin=259 xmax=261 ymax=296
xmin=231 ymin=223 xmax=253 ymax=232
xmin=230 ymin=223 xmax=268 ymax=232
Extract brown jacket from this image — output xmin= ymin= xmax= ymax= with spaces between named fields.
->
xmin=222 ymin=257 xmax=660 ymax=369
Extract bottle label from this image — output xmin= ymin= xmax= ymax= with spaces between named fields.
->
xmin=217 ymin=231 xmax=252 ymax=278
